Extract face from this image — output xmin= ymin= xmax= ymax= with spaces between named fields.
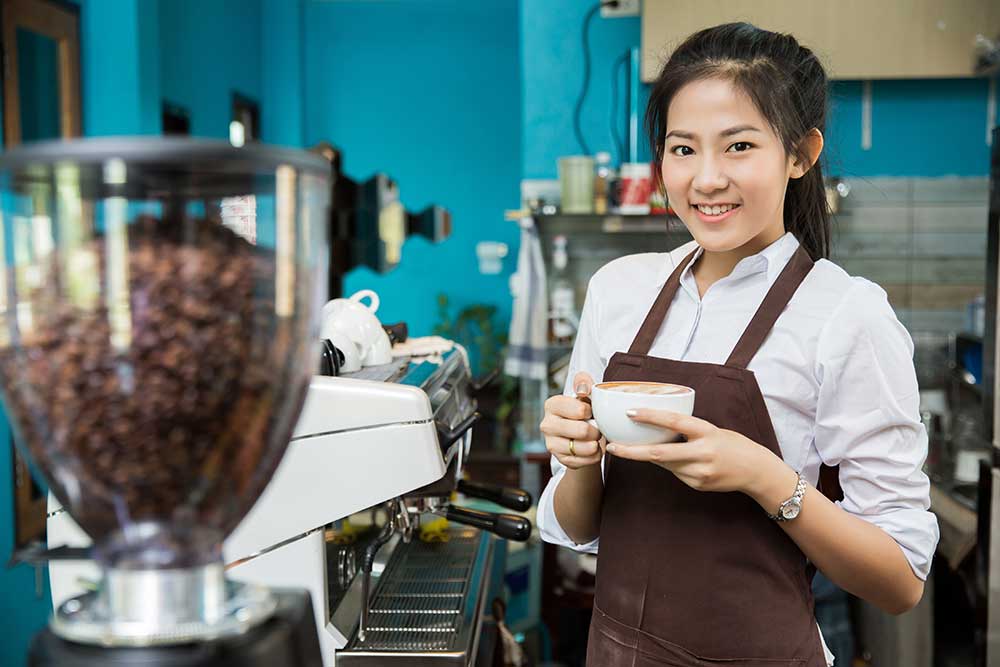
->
xmin=661 ymin=77 xmax=813 ymax=254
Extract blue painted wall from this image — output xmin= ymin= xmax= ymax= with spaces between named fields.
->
xmin=261 ymin=0 xmax=305 ymax=147
xmin=520 ymin=1 xmax=1000 ymax=179
xmin=303 ymin=0 xmax=522 ymax=344
xmin=0 ymin=413 xmax=48 ymax=666
xmin=80 ymin=0 xmax=162 ymax=136
xmin=521 ymin=1 xmax=644 ymax=179
xmin=158 ymin=0 xmax=263 ymax=140
xmin=827 ymin=78 xmax=998 ymax=178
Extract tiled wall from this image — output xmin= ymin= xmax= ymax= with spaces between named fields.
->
xmin=531 ymin=176 xmax=991 ymax=341
xmin=831 ymin=177 xmax=989 ymax=335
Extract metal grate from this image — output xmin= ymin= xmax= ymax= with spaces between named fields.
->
xmin=346 ymin=530 xmax=479 ymax=653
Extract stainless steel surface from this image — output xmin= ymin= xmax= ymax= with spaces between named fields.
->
xmin=336 ymin=527 xmax=494 ymax=666
xmin=51 ymin=563 xmax=277 ymax=646
xmin=318 ymin=346 xmax=494 ymax=663
xmin=329 ymin=531 xmax=401 ymax=643
xmin=342 ymin=357 xmax=412 ymax=383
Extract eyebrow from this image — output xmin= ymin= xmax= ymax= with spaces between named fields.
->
xmin=665 ymin=125 xmax=762 ymax=140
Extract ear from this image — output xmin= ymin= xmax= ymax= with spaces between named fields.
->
xmin=789 ymin=128 xmax=824 ymax=179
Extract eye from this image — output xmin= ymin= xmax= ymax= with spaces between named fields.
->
xmin=727 ymin=141 xmax=753 ymax=153
xmin=669 ymin=145 xmax=693 ymax=157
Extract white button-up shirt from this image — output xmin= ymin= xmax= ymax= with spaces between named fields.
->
xmin=537 ymin=232 xmax=940 ymax=584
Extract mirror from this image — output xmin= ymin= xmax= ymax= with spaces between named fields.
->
xmin=16 ymin=27 xmax=61 ymax=142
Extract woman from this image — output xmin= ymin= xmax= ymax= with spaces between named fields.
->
xmin=537 ymin=22 xmax=939 ymax=666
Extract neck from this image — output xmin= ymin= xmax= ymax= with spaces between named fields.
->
xmin=692 ymin=228 xmax=786 ymax=293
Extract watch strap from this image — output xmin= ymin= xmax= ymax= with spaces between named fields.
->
xmin=768 ymin=474 xmax=806 ymax=522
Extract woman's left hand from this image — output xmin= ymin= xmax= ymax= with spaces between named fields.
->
xmin=605 ymin=409 xmax=779 ymax=495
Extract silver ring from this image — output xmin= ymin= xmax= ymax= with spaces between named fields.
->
xmin=568 ymin=439 xmax=576 ymax=456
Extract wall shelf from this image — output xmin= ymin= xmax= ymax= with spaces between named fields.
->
xmin=531 ymin=212 xmax=687 ymax=235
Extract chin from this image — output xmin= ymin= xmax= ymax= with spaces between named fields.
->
xmin=685 ymin=225 xmax=755 ymax=254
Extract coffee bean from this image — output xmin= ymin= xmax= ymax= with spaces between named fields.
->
xmin=0 ymin=216 xmax=313 ymax=567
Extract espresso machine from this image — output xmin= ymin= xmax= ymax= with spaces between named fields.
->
xmin=0 ymin=137 xmax=331 ymax=665
xmin=50 ymin=340 xmax=534 ymax=665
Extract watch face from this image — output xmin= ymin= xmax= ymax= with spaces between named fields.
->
xmin=781 ymin=502 xmax=801 ymax=520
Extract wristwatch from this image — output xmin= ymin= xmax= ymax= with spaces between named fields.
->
xmin=768 ymin=474 xmax=807 ymax=522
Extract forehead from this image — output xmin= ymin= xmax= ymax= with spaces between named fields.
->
xmin=666 ymin=77 xmax=770 ymax=137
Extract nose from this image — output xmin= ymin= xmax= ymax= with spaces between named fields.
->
xmin=691 ymin=155 xmax=729 ymax=194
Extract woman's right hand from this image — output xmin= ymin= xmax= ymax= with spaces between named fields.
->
xmin=541 ymin=371 xmax=605 ymax=469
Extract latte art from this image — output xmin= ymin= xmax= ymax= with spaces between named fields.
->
xmin=599 ymin=382 xmax=691 ymax=396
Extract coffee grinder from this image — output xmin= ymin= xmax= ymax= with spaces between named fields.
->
xmin=0 ymin=138 xmax=330 ymax=666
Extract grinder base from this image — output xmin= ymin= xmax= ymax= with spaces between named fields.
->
xmin=29 ymin=588 xmax=322 ymax=667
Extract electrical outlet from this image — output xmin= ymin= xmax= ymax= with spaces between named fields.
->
xmin=601 ymin=0 xmax=639 ymax=18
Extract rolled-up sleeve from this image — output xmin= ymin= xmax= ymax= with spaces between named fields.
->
xmin=813 ymin=280 xmax=940 ymax=580
xmin=536 ymin=279 xmax=605 ymax=553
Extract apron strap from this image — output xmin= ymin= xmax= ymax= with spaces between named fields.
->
xmin=725 ymin=245 xmax=815 ymax=370
xmin=627 ymin=248 xmax=700 ymax=356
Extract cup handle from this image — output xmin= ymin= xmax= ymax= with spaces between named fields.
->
xmin=350 ymin=289 xmax=380 ymax=313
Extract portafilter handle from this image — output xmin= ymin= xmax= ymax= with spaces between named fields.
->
xmin=469 ymin=367 xmax=500 ymax=395
xmin=456 ymin=479 xmax=532 ymax=513
xmin=382 ymin=321 xmax=408 ymax=345
xmin=436 ymin=412 xmax=480 ymax=449
xmin=443 ymin=506 xmax=532 ymax=542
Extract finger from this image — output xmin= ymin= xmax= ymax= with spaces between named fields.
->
xmin=573 ymin=371 xmax=595 ymax=397
xmin=605 ymin=441 xmax=697 ymax=464
xmin=626 ymin=409 xmax=714 ymax=438
xmin=549 ymin=436 xmax=601 ymax=458
xmin=557 ymin=454 xmax=604 ymax=470
xmin=545 ymin=395 xmax=593 ymax=421
xmin=542 ymin=413 xmax=600 ymax=441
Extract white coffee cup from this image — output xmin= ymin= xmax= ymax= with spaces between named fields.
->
xmin=321 ymin=289 xmax=393 ymax=367
xmin=590 ymin=381 xmax=695 ymax=446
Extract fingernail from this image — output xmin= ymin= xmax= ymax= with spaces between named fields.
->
xmin=626 ymin=409 xmax=637 ymax=418
xmin=606 ymin=444 xmax=618 ymax=453
xmin=575 ymin=383 xmax=588 ymax=394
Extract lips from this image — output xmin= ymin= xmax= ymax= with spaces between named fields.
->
xmin=692 ymin=203 xmax=741 ymax=223
xmin=694 ymin=203 xmax=740 ymax=215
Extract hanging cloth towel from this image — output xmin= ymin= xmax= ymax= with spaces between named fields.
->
xmin=504 ymin=216 xmax=548 ymax=380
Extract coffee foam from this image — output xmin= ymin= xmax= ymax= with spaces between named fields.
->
xmin=599 ymin=381 xmax=691 ymax=395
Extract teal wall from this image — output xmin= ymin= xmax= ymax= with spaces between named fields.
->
xmin=261 ymin=0 xmax=305 ymax=147
xmin=303 ymin=0 xmax=522 ymax=341
xmin=17 ymin=29 xmax=61 ymax=142
xmin=80 ymin=0 xmax=161 ymax=136
xmin=0 ymin=414 xmax=48 ymax=665
xmin=828 ymin=78 xmax=998 ymax=177
xmin=158 ymin=0 xmax=263 ymax=140
xmin=520 ymin=0 xmax=1000 ymax=179
xmin=521 ymin=0 xmax=646 ymax=178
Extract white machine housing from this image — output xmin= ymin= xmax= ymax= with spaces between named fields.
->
xmin=47 ymin=374 xmax=449 ymax=665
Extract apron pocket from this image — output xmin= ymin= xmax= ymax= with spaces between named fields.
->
xmin=640 ymin=630 xmax=809 ymax=667
xmin=592 ymin=603 xmax=811 ymax=667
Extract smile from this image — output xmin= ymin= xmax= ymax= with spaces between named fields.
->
xmin=693 ymin=203 xmax=741 ymax=222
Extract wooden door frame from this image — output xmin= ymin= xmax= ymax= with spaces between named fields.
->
xmin=1 ymin=0 xmax=82 ymax=146
xmin=0 ymin=0 xmax=83 ymax=548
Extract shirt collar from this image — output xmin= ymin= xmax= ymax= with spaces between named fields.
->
xmin=674 ymin=232 xmax=801 ymax=296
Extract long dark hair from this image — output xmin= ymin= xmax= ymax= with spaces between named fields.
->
xmin=645 ymin=22 xmax=830 ymax=260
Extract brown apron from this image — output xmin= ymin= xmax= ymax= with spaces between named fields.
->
xmin=586 ymin=245 xmax=842 ymax=667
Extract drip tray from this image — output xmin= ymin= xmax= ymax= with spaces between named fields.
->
xmin=336 ymin=528 xmax=493 ymax=665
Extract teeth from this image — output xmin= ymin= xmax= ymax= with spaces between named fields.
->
xmin=697 ymin=204 xmax=738 ymax=215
